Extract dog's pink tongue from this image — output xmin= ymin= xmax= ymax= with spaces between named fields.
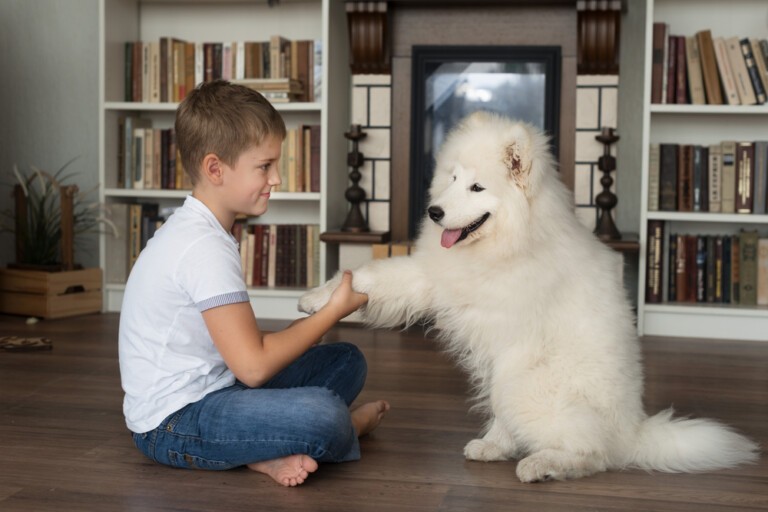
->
xmin=441 ymin=229 xmax=462 ymax=248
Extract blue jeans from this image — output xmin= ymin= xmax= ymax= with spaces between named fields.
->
xmin=131 ymin=342 xmax=367 ymax=470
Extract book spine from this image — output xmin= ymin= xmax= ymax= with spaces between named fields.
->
xmin=753 ymin=141 xmax=768 ymax=215
xmin=696 ymin=30 xmax=723 ymax=105
xmin=739 ymin=230 xmax=759 ymax=305
xmin=721 ymin=141 xmax=737 ymax=213
xmin=677 ymin=144 xmax=693 ymax=212
xmin=666 ymin=35 xmax=677 ymax=104
xmin=740 ymin=38 xmax=767 ymax=104
xmin=708 ymin=144 xmax=722 ymax=213
xmin=675 ymin=36 xmax=688 ymax=104
xmin=685 ymin=35 xmax=706 ymax=105
xmin=714 ymin=37 xmax=741 ymax=105
xmin=645 ymin=220 xmax=663 ymax=304
xmin=659 ymin=144 xmax=678 ymax=211
xmin=758 ymin=238 xmax=768 ymax=306
xmin=735 ymin=142 xmax=755 ymax=213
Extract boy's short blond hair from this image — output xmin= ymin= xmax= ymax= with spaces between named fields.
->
xmin=175 ymin=80 xmax=287 ymax=185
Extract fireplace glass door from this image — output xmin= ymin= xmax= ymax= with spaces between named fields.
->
xmin=409 ymin=45 xmax=561 ymax=238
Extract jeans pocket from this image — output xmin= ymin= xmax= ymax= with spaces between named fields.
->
xmin=167 ymin=450 xmax=234 ymax=470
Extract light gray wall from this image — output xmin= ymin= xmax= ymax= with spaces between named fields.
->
xmin=0 ymin=0 xmax=100 ymax=268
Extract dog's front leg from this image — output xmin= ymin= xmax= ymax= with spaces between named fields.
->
xmin=298 ymin=256 xmax=431 ymax=329
xmin=464 ymin=417 xmax=520 ymax=462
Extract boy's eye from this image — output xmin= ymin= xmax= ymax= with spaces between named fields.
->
xmin=470 ymin=183 xmax=485 ymax=192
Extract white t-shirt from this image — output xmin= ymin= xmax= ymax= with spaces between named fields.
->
xmin=119 ymin=195 xmax=249 ymax=433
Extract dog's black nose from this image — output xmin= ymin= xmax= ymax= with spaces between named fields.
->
xmin=427 ymin=206 xmax=444 ymax=223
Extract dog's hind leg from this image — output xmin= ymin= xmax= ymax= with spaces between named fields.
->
xmin=516 ymin=449 xmax=607 ymax=482
xmin=464 ymin=418 xmax=519 ymax=461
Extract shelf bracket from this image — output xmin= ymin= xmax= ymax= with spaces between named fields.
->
xmin=346 ymin=1 xmax=391 ymax=74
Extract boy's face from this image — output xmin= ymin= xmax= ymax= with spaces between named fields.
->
xmin=222 ymin=135 xmax=283 ymax=217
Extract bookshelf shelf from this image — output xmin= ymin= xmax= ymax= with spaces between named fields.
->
xmin=650 ymin=104 xmax=768 ymax=115
xmin=637 ymin=0 xmax=768 ymax=342
xmin=647 ymin=212 xmax=768 ymax=224
xmin=98 ymin=0 xmax=351 ymax=320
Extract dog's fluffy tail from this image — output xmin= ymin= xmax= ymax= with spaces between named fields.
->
xmin=629 ymin=408 xmax=759 ymax=472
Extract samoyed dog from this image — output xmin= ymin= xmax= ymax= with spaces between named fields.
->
xmin=299 ymin=112 xmax=758 ymax=482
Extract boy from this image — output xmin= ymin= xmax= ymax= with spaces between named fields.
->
xmin=119 ymin=80 xmax=389 ymax=487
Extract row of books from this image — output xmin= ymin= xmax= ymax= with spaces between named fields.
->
xmin=651 ymin=25 xmax=768 ymax=105
xmin=117 ymin=117 xmax=190 ymax=191
xmin=648 ymin=141 xmax=768 ymax=214
xmin=124 ymin=36 xmax=321 ymax=103
xmin=278 ymin=125 xmax=321 ymax=193
xmin=233 ymin=222 xmax=321 ymax=289
xmin=117 ymin=117 xmax=321 ymax=193
xmin=105 ymin=202 xmax=169 ymax=284
xmin=104 ymin=202 xmax=322 ymax=290
xmin=645 ymin=222 xmax=768 ymax=306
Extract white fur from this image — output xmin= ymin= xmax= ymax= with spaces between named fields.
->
xmin=299 ymin=112 xmax=759 ymax=482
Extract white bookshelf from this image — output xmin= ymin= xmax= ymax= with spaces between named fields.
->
xmin=637 ymin=0 xmax=768 ymax=341
xmin=98 ymin=0 xmax=351 ymax=319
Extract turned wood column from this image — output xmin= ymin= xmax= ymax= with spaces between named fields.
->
xmin=577 ymin=0 xmax=623 ymax=74
xmin=346 ymin=1 xmax=391 ymax=74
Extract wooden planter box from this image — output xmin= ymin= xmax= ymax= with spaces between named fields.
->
xmin=0 ymin=267 xmax=102 ymax=319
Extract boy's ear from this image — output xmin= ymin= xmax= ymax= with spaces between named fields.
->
xmin=201 ymin=153 xmax=224 ymax=184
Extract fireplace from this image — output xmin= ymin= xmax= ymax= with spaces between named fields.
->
xmin=408 ymin=45 xmax=561 ymax=238
xmin=345 ymin=1 xmax=622 ymax=241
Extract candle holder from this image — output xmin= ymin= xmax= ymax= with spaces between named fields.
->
xmin=341 ymin=124 xmax=370 ymax=233
xmin=594 ymin=127 xmax=622 ymax=241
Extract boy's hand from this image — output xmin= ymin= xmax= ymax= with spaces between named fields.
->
xmin=326 ymin=271 xmax=368 ymax=318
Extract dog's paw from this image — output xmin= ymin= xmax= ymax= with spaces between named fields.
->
xmin=515 ymin=453 xmax=561 ymax=483
xmin=463 ymin=439 xmax=508 ymax=462
xmin=298 ymin=285 xmax=333 ymax=314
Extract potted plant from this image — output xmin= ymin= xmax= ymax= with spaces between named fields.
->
xmin=0 ymin=158 xmax=116 ymax=319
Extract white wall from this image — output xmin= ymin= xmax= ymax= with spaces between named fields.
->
xmin=0 ymin=0 xmax=100 ymax=268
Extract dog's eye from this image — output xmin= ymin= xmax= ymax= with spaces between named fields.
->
xmin=470 ymin=183 xmax=485 ymax=192
xmin=452 ymin=175 xmax=457 ymax=182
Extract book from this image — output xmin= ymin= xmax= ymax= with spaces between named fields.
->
xmin=750 ymin=38 xmax=768 ymax=99
xmin=666 ymin=35 xmax=678 ymax=104
xmin=648 ymin=143 xmax=660 ymax=211
xmin=677 ymin=144 xmax=693 ymax=212
xmin=740 ymin=38 xmax=767 ymax=104
xmin=650 ymin=23 xmax=665 ymax=101
xmin=645 ymin=220 xmax=663 ymax=303
xmin=720 ymin=141 xmax=737 ymax=213
xmin=714 ymin=236 xmax=724 ymax=303
xmin=668 ymin=233 xmax=677 ymax=301
xmin=758 ymin=238 xmax=768 ymax=306
xmin=675 ymin=36 xmax=688 ymax=104
xmin=698 ymin=235 xmax=708 ymax=303
xmin=659 ymin=144 xmax=678 ymax=211
xmin=735 ymin=142 xmax=755 ymax=213
xmin=685 ymin=35 xmax=706 ymax=105
xmin=692 ymin=145 xmax=707 ymax=212
xmin=753 ymin=141 xmax=768 ymax=215
xmin=732 ymin=234 xmax=741 ymax=304
xmin=674 ymin=233 xmax=688 ymax=302
xmin=708 ymin=144 xmax=722 ymax=213
xmin=722 ymin=236 xmax=732 ymax=303
xmin=713 ymin=37 xmax=741 ymax=105
xmin=725 ymin=37 xmax=756 ymax=105
xmin=739 ymin=230 xmax=759 ymax=305
xmin=695 ymin=30 xmax=723 ymax=104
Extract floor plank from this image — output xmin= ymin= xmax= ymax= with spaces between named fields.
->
xmin=0 ymin=313 xmax=765 ymax=511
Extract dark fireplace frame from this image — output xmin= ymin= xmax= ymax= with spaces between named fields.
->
xmin=408 ymin=45 xmax=562 ymax=238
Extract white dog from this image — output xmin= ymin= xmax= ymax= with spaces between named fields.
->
xmin=299 ymin=112 xmax=758 ymax=482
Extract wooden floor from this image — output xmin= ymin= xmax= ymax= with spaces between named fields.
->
xmin=0 ymin=313 xmax=766 ymax=512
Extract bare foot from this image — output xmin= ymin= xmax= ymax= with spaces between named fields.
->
xmin=351 ymin=400 xmax=390 ymax=437
xmin=247 ymin=454 xmax=318 ymax=487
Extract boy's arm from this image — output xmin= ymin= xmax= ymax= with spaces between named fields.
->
xmin=202 ymin=271 xmax=366 ymax=387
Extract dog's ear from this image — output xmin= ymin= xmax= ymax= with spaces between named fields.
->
xmin=503 ymin=128 xmax=532 ymax=189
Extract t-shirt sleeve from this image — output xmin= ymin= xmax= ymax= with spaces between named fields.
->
xmin=175 ymin=234 xmax=249 ymax=312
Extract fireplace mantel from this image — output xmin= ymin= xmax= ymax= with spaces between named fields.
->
xmin=346 ymin=0 xmax=624 ymax=240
